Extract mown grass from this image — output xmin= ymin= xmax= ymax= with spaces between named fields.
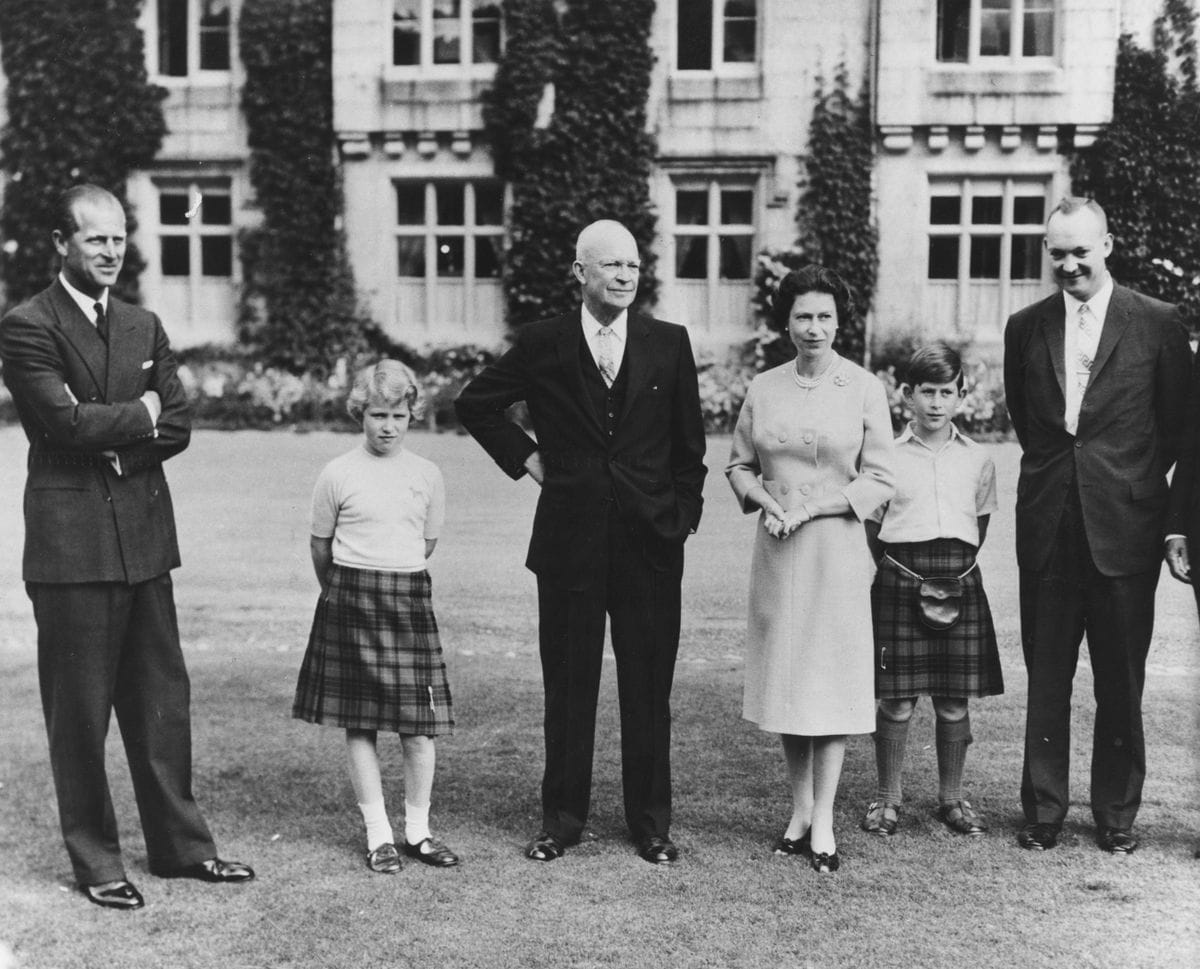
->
xmin=0 ymin=426 xmax=1197 ymax=969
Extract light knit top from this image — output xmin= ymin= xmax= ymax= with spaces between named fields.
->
xmin=311 ymin=444 xmax=445 ymax=572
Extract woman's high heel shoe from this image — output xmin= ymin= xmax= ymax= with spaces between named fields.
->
xmin=773 ymin=831 xmax=812 ymax=856
xmin=810 ymin=850 xmax=840 ymax=873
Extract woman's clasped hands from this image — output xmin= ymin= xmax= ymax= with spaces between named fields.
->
xmin=763 ymin=505 xmax=813 ymax=539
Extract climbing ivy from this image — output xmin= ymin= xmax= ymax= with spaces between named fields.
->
xmin=1071 ymin=0 xmax=1200 ymax=330
xmin=0 ymin=0 xmax=166 ymax=308
xmin=483 ymin=0 xmax=659 ymax=326
xmin=238 ymin=0 xmax=377 ymax=377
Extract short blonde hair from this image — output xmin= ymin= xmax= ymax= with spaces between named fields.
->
xmin=346 ymin=359 xmax=425 ymax=422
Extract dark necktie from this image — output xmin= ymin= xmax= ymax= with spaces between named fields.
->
xmin=93 ymin=301 xmax=108 ymax=343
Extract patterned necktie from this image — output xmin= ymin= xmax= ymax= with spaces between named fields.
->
xmin=1076 ymin=302 xmax=1098 ymax=394
xmin=596 ymin=326 xmax=616 ymax=388
xmin=93 ymin=301 xmax=109 ymax=344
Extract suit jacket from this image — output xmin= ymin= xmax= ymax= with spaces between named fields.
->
xmin=1003 ymin=283 xmax=1191 ymax=577
xmin=455 ymin=310 xmax=707 ymax=586
xmin=0 ymin=279 xmax=191 ymax=584
xmin=1165 ymin=349 xmax=1200 ymax=545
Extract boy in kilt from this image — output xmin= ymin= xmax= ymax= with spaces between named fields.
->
xmin=861 ymin=343 xmax=1004 ymax=838
xmin=293 ymin=361 xmax=459 ymax=873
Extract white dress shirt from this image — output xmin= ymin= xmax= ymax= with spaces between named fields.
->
xmin=1063 ymin=274 xmax=1114 ymax=435
xmin=58 ymin=272 xmax=108 ymax=325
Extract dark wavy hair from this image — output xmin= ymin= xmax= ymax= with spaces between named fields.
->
xmin=771 ymin=264 xmax=856 ymax=331
xmin=904 ymin=341 xmax=964 ymax=391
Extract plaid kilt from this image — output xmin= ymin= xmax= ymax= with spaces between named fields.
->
xmin=293 ymin=565 xmax=454 ymax=735
xmin=871 ymin=538 xmax=1003 ymax=699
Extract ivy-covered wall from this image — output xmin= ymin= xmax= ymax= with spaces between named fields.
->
xmin=1071 ymin=0 xmax=1200 ymax=330
xmin=238 ymin=0 xmax=376 ymax=377
xmin=0 ymin=0 xmax=165 ymax=309
xmin=483 ymin=0 xmax=659 ymax=326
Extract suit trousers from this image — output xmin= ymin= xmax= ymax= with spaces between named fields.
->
xmin=535 ymin=508 xmax=683 ymax=844
xmin=1018 ymin=483 xmax=1158 ymax=829
xmin=28 ymin=574 xmax=216 ymax=884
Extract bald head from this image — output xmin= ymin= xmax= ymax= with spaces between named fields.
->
xmin=572 ymin=220 xmax=641 ymax=324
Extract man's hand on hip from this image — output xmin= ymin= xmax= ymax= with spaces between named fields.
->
xmin=524 ymin=451 xmax=545 ymax=486
xmin=1165 ymin=536 xmax=1191 ymax=584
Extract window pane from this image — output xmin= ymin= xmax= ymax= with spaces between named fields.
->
xmin=200 ymin=236 xmax=232 ymax=277
xmin=677 ymin=0 xmax=713 ymax=70
xmin=157 ymin=0 xmax=188 ymax=76
xmin=676 ymin=190 xmax=709 ymax=226
xmin=719 ymin=235 xmax=752 ymax=279
xmin=930 ymin=196 xmax=960 ymax=225
xmin=980 ymin=0 xmax=1011 ymax=56
xmin=937 ymin=0 xmax=970 ymax=62
xmin=199 ymin=0 xmax=230 ymax=70
xmin=475 ymin=183 xmax=503 ymax=226
xmin=436 ymin=184 xmax=465 ymax=225
xmin=161 ymin=236 xmax=190 ymax=276
xmin=676 ymin=236 xmax=708 ymax=279
xmin=433 ymin=0 xmax=462 ymax=64
xmin=720 ymin=189 xmax=753 ymax=225
xmin=1011 ymin=235 xmax=1043 ymax=280
xmin=971 ymin=197 xmax=1003 ymax=225
xmin=928 ymin=237 xmax=958 ymax=279
xmin=397 ymin=237 xmax=425 ymax=277
xmin=436 ymin=236 xmax=464 ymax=277
xmin=475 ymin=236 xmax=502 ymax=278
xmin=969 ymin=237 xmax=1001 ymax=278
xmin=472 ymin=1 xmax=501 ymax=64
xmin=160 ymin=192 xmax=190 ymax=225
xmin=1013 ymin=196 xmax=1044 ymax=225
xmin=396 ymin=183 xmax=425 ymax=225
xmin=722 ymin=1 xmax=757 ymax=63
xmin=393 ymin=0 xmax=420 ymax=65
xmin=1024 ymin=1 xmax=1054 ymax=56
xmin=201 ymin=193 xmax=232 ymax=225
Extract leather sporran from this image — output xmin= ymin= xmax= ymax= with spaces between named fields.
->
xmin=917 ymin=577 xmax=963 ymax=630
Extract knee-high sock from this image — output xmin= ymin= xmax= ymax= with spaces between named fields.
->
xmin=936 ymin=713 xmax=973 ymax=804
xmin=874 ymin=710 xmax=911 ymax=804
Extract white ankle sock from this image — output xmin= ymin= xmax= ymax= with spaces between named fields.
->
xmin=358 ymin=800 xmax=394 ymax=851
xmin=404 ymin=800 xmax=431 ymax=846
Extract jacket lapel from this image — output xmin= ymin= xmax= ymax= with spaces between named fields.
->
xmin=1086 ymin=284 xmax=1132 ymax=389
xmin=618 ymin=313 xmax=652 ymax=425
xmin=1037 ymin=295 xmax=1067 ymax=402
xmin=557 ymin=312 xmax=603 ymax=434
xmin=48 ymin=280 xmax=108 ymax=397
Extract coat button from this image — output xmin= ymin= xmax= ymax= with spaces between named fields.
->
xmin=1074 ymin=440 xmax=1082 ymax=449
xmin=780 ymin=485 xmax=789 ymax=495
xmin=803 ymin=432 xmax=814 ymax=444
xmin=778 ymin=434 xmax=787 ymax=443
xmin=800 ymin=485 xmax=811 ymax=496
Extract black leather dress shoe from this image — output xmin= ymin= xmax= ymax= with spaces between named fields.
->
xmin=1017 ymin=822 xmax=1061 ymax=851
xmin=162 ymin=858 xmax=255 ymax=882
xmin=636 ymin=835 xmax=678 ymax=865
xmin=1097 ymin=827 xmax=1138 ymax=854
xmin=525 ymin=831 xmax=567 ymax=862
xmin=81 ymin=880 xmax=144 ymax=911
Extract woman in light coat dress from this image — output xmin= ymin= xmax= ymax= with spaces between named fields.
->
xmin=727 ymin=265 xmax=895 ymax=873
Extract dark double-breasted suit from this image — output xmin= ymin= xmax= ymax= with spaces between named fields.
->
xmin=1003 ymin=283 xmax=1191 ymax=829
xmin=0 ymin=279 xmax=216 ymax=884
xmin=455 ymin=309 xmax=706 ymax=842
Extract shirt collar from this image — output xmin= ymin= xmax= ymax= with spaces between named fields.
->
xmin=59 ymin=272 xmax=108 ymax=322
xmin=1063 ymin=273 xmax=1114 ymax=321
xmin=581 ymin=305 xmax=628 ymax=343
xmin=897 ymin=420 xmax=962 ymax=452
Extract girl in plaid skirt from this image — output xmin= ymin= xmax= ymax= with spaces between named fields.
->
xmin=861 ymin=343 xmax=1003 ymax=839
xmin=293 ymin=360 xmax=458 ymax=873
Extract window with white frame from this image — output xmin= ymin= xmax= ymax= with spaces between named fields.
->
xmin=667 ymin=177 xmax=756 ymax=334
xmin=156 ymin=0 xmax=231 ymax=76
xmin=937 ymin=0 xmax=1054 ymax=63
xmin=677 ymin=0 xmax=758 ymax=71
xmin=158 ymin=181 xmax=233 ymax=279
xmin=393 ymin=0 xmax=502 ymax=67
xmin=394 ymin=180 xmax=505 ymax=332
xmin=926 ymin=178 xmax=1048 ymax=337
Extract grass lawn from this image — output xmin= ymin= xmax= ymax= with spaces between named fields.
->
xmin=0 ymin=425 xmax=1198 ymax=969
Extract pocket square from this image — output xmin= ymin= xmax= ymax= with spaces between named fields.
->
xmin=141 ymin=360 xmax=153 ymax=370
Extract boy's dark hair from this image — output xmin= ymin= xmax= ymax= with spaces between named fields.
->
xmin=904 ymin=341 xmax=964 ymax=391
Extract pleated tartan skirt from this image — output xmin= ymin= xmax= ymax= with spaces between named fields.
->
xmin=870 ymin=538 xmax=1003 ymax=700
xmin=293 ymin=564 xmax=454 ymax=735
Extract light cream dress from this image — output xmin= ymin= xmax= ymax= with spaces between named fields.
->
xmin=727 ymin=355 xmax=895 ymax=735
